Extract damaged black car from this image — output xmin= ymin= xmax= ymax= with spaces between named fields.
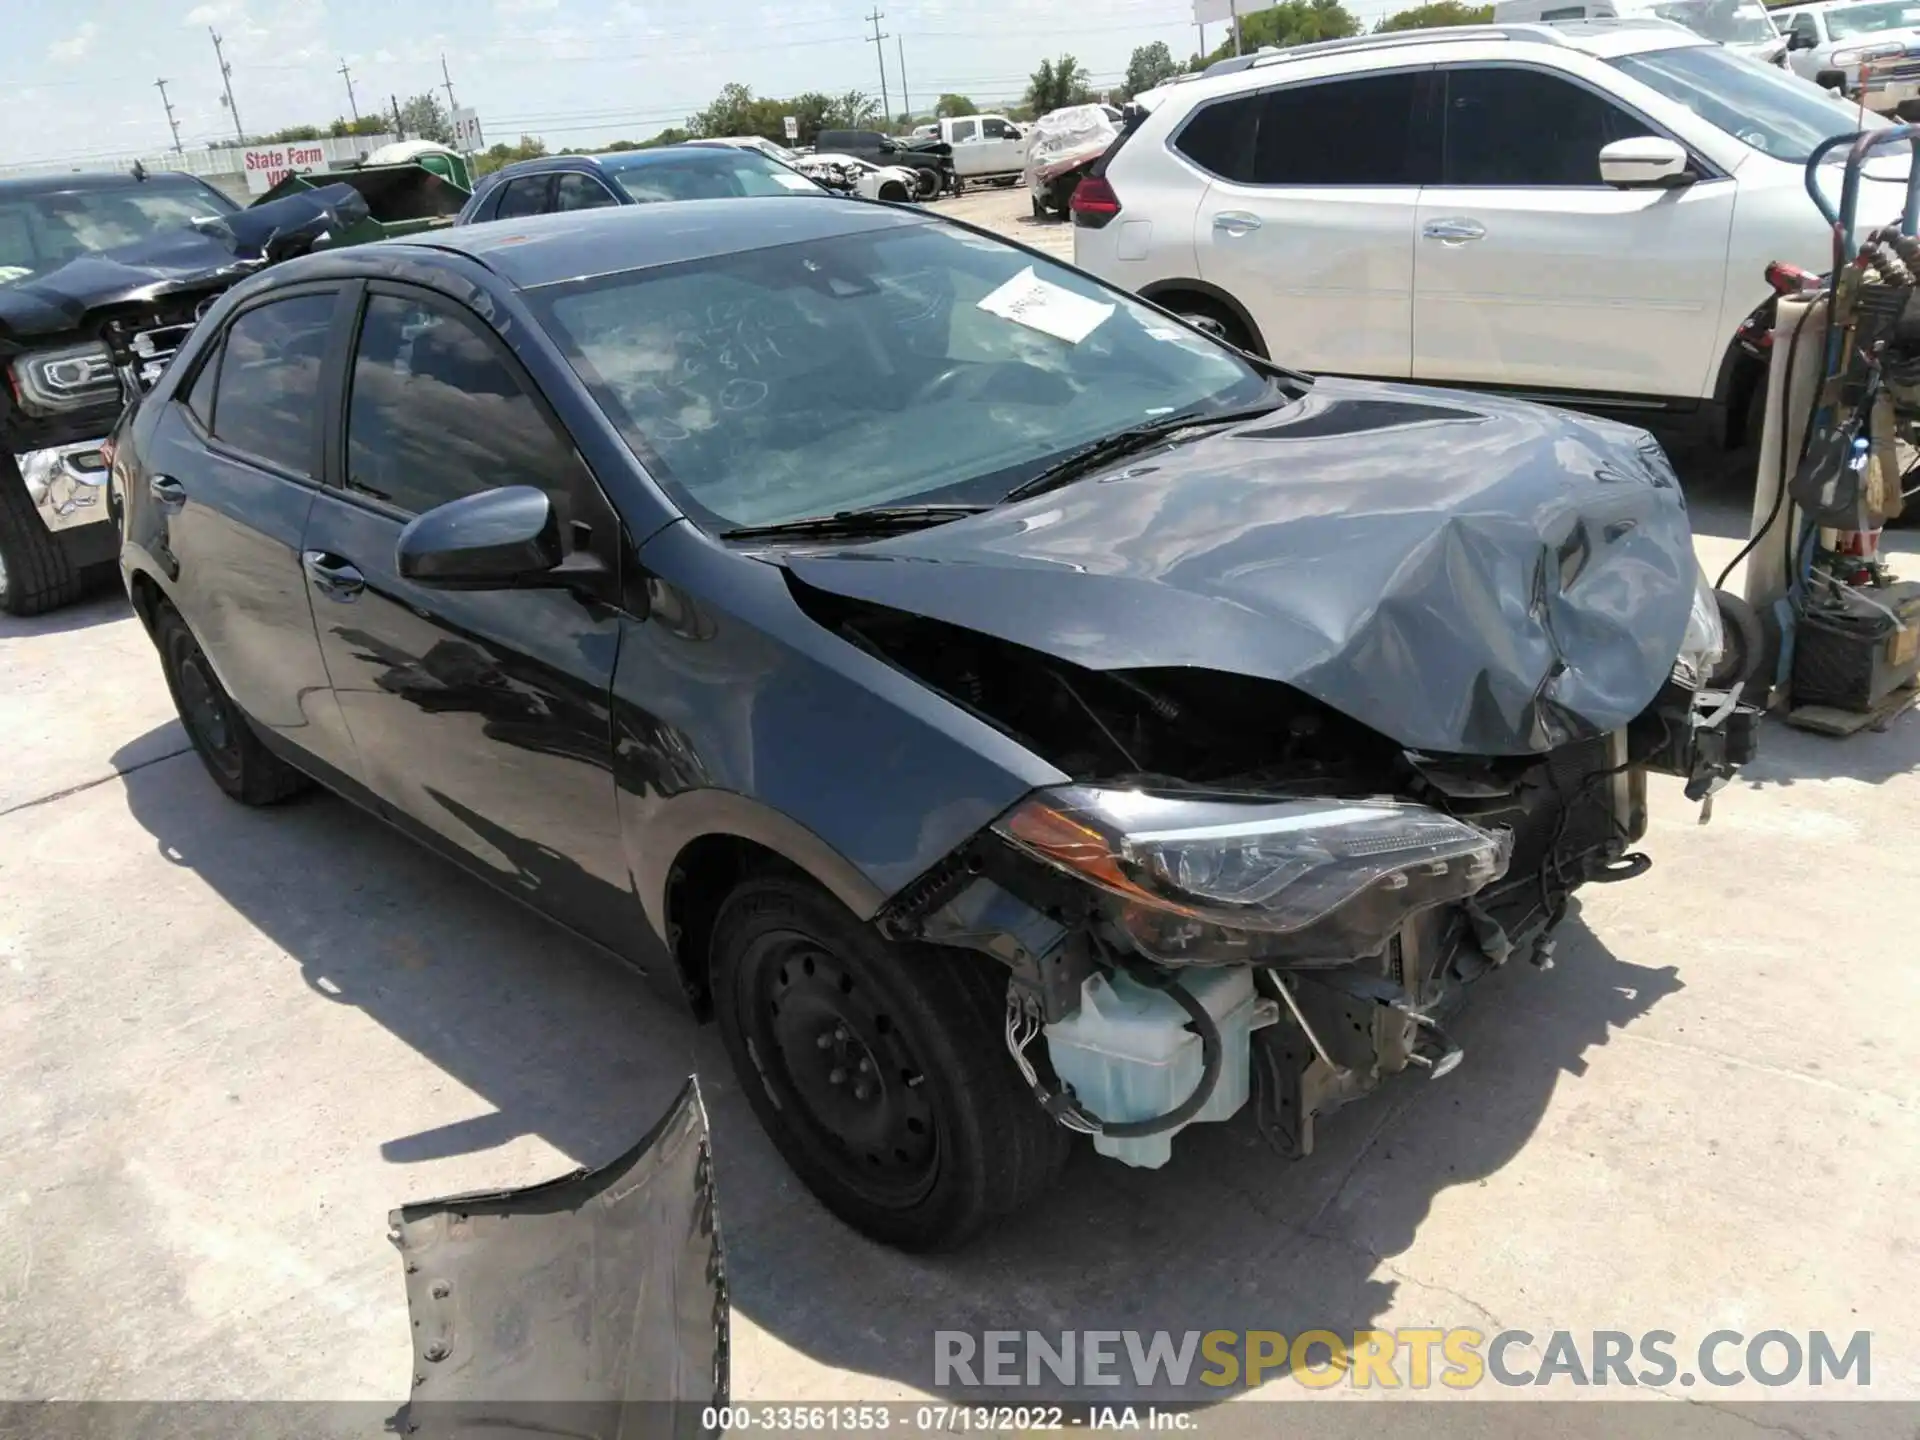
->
xmin=111 ymin=197 xmax=1758 ymax=1250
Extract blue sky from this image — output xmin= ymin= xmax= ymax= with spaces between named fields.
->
xmin=0 ymin=0 xmax=1365 ymax=169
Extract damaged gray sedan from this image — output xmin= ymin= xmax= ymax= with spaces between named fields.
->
xmin=109 ymin=198 xmax=1757 ymax=1252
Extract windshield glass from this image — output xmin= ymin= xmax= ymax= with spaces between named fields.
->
xmin=1825 ymin=1 xmax=1920 ymax=37
xmin=603 ymin=150 xmax=819 ymax=203
xmin=0 ymin=176 xmax=233 ymax=288
xmin=1614 ymin=43 xmax=1902 ymax=160
xmin=532 ymin=221 xmax=1271 ymax=531
xmin=1648 ymin=0 xmax=1778 ymax=42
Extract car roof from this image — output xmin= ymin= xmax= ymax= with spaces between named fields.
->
xmin=0 ymin=169 xmax=215 ymax=198
xmin=1168 ymin=18 xmax=1703 ymax=105
xmin=386 ymin=195 xmax=931 ymax=289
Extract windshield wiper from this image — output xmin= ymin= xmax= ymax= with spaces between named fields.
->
xmin=999 ymin=392 xmax=1293 ymax=506
xmin=719 ymin=503 xmax=989 ymax=542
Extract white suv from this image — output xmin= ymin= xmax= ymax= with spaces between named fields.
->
xmin=1075 ymin=21 xmax=1910 ymax=444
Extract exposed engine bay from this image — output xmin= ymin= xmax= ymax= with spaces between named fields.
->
xmin=809 ymin=587 xmax=1754 ymax=1170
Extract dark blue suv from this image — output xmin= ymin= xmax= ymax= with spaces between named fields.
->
xmin=456 ymin=147 xmax=824 ymax=225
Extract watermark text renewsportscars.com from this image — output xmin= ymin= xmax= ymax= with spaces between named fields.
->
xmin=933 ymin=1328 xmax=1872 ymax=1391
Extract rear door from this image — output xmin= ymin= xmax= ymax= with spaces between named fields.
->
xmin=299 ymin=282 xmax=640 ymax=954
xmin=1410 ymin=63 xmax=1737 ymax=400
xmin=139 ymin=286 xmax=361 ymax=781
xmin=1191 ymin=68 xmax=1430 ymax=377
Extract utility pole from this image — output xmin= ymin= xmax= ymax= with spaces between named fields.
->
xmin=1230 ymin=0 xmax=1244 ymax=55
xmin=209 ymin=27 xmax=244 ymax=143
xmin=391 ymin=93 xmax=405 ymax=138
xmin=440 ymin=53 xmax=460 ymax=117
xmin=896 ymin=35 xmax=910 ymax=122
xmin=338 ymin=57 xmax=360 ymax=124
xmin=154 ymin=78 xmax=183 ymax=153
xmin=865 ymin=9 xmax=890 ymax=129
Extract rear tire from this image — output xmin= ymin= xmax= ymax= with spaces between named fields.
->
xmin=912 ymin=166 xmax=941 ymax=200
xmin=711 ymin=874 xmax=1071 ymax=1251
xmin=0 ymin=456 xmax=85 ymax=617
xmin=153 ymin=604 xmax=310 ymax=805
xmin=1168 ymin=294 xmax=1260 ymax=356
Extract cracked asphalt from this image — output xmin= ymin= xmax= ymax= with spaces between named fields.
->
xmin=2 ymin=195 xmax=1916 ymax=1426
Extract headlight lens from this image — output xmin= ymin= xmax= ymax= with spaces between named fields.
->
xmin=1671 ymin=563 xmax=1726 ymax=690
xmin=994 ymin=786 xmax=1509 ymax=963
xmin=9 ymin=342 xmax=117 ymax=414
xmin=1833 ymin=42 xmax=1902 ymax=65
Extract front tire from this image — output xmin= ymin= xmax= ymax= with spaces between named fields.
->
xmin=711 ymin=874 xmax=1070 ymax=1251
xmin=0 ymin=456 xmax=85 ymax=617
xmin=153 ymin=604 xmax=309 ymax=805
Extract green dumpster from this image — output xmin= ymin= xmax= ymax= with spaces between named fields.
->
xmin=249 ymin=161 xmax=471 ymax=247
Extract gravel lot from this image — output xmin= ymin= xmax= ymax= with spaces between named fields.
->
xmin=3 ymin=186 xmax=1918 ymax=1426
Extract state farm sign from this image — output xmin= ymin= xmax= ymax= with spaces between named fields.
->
xmin=242 ymin=142 xmax=326 ymax=195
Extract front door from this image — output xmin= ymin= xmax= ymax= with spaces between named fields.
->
xmin=141 ymin=285 xmax=360 ymax=780
xmin=1191 ymin=67 xmax=1428 ymax=377
xmin=1411 ymin=63 xmax=1736 ymax=400
xmin=300 ymin=282 xmax=640 ymax=955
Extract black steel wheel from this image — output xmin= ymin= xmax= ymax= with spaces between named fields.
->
xmin=711 ymin=874 xmax=1071 ymax=1250
xmin=912 ymin=166 xmax=942 ymax=201
xmin=153 ymin=604 xmax=309 ymax=805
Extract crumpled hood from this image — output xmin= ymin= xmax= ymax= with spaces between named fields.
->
xmin=0 ymin=182 xmax=369 ymax=347
xmin=786 ymin=377 xmax=1697 ymax=757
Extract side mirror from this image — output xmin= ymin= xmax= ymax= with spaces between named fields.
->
xmin=1599 ymin=136 xmax=1694 ymax=190
xmin=1787 ymin=28 xmax=1816 ymax=48
xmin=397 ymin=485 xmax=569 ymax=590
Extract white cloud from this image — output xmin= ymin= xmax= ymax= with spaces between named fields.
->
xmin=495 ymin=0 xmax=560 ymax=13
xmin=48 ymin=21 xmax=100 ymax=61
xmin=184 ymin=2 xmax=238 ymax=22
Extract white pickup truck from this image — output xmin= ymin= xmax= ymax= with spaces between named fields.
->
xmin=913 ymin=115 xmax=1028 ymax=185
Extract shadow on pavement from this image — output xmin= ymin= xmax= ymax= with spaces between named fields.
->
xmin=0 ymin=585 xmax=130 ymax=640
xmin=110 ymin=725 xmax=1680 ymax=1404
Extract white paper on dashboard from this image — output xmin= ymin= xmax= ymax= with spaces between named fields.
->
xmin=976 ymin=266 xmax=1115 ymax=344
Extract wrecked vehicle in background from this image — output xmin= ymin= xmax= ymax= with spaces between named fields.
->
xmin=112 ymin=197 xmax=1758 ymax=1253
xmin=1 ymin=162 xmax=467 ymax=615
xmin=814 ymin=127 xmax=957 ymax=199
xmin=1023 ymin=103 xmax=1121 ymax=219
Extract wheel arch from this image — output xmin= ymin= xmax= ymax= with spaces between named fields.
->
xmin=1136 ymin=278 xmax=1269 ymax=358
xmin=1711 ymin=291 xmax=1780 ymax=449
xmin=638 ymin=790 xmax=893 ymax=1019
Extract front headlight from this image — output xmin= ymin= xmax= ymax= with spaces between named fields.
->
xmin=995 ymin=786 xmax=1509 ymax=963
xmin=1671 ymin=563 xmax=1726 ymax=690
xmin=1832 ymin=42 xmax=1903 ymax=65
xmin=8 ymin=341 xmax=117 ymax=414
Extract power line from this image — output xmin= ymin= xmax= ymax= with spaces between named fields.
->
xmin=154 ymin=78 xmax=183 ymax=153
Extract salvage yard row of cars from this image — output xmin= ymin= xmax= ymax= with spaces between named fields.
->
xmin=7 ymin=8 xmax=1908 ymax=1250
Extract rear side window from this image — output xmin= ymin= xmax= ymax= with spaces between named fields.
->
xmin=1442 ymin=66 xmax=1653 ymax=186
xmin=554 ymin=172 xmax=620 ymax=211
xmin=951 ymin=119 xmax=981 ymax=142
xmin=1173 ymin=94 xmax=1261 ymax=180
xmin=208 ymin=292 xmax=337 ymax=475
xmin=495 ymin=175 xmax=551 ymax=218
xmin=1251 ymin=72 xmax=1426 ymax=185
xmin=345 ymin=292 xmax=581 ymax=516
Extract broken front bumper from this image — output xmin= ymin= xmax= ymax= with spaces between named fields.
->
xmin=16 ymin=439 xmax=112 ymax=535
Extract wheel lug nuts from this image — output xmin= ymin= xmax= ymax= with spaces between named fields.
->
xmin=853 ymin=1082 xmax=870 ymax=1100
xmin=816 ymin=1033 xmax=834 ymax=1049
xmin=829 ymin=1067 xmax=847 ymax=1085
xmin=834 ymin=1025 xmax=849 ymax=1042
xmin=858 ymin=1057 xmax=872 ymax=1074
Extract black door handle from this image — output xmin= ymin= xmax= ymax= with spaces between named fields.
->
xmin=302 ymin=549 xmax=366 ymax=601
xmin=149 ymin=474 xmax=187 ymax=509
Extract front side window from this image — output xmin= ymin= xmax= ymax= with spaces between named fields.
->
xmin=0 ymin=177 xmax=236 ymax=288
xmin=1251 ymin=72 xmax=1426 ymax=185
xmin=532 ymin=221 xmax=1272 ymax=532
xmin=1788 ymin=12 xmax=1819 ymax=39
xmin=554 ymin=173 xmax=620 ymax=211
xmin=209 ymin=292 xmax=338 ymax=474
xmin=1612 ymin=43 xmax=1903 ymax=161
xmin=1443 ymin=67 xmax=1652 ymax=186
xmin=495 ymin=175 xmax=551 ymax=218
xmin=983 ymin=118 xmax=1013 ymax=139
xmin=345 ymin=292 xmax=580 ymax=516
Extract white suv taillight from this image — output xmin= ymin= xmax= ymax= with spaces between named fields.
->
xmin=1070 ymin=175 xmax=1122 ymax=229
